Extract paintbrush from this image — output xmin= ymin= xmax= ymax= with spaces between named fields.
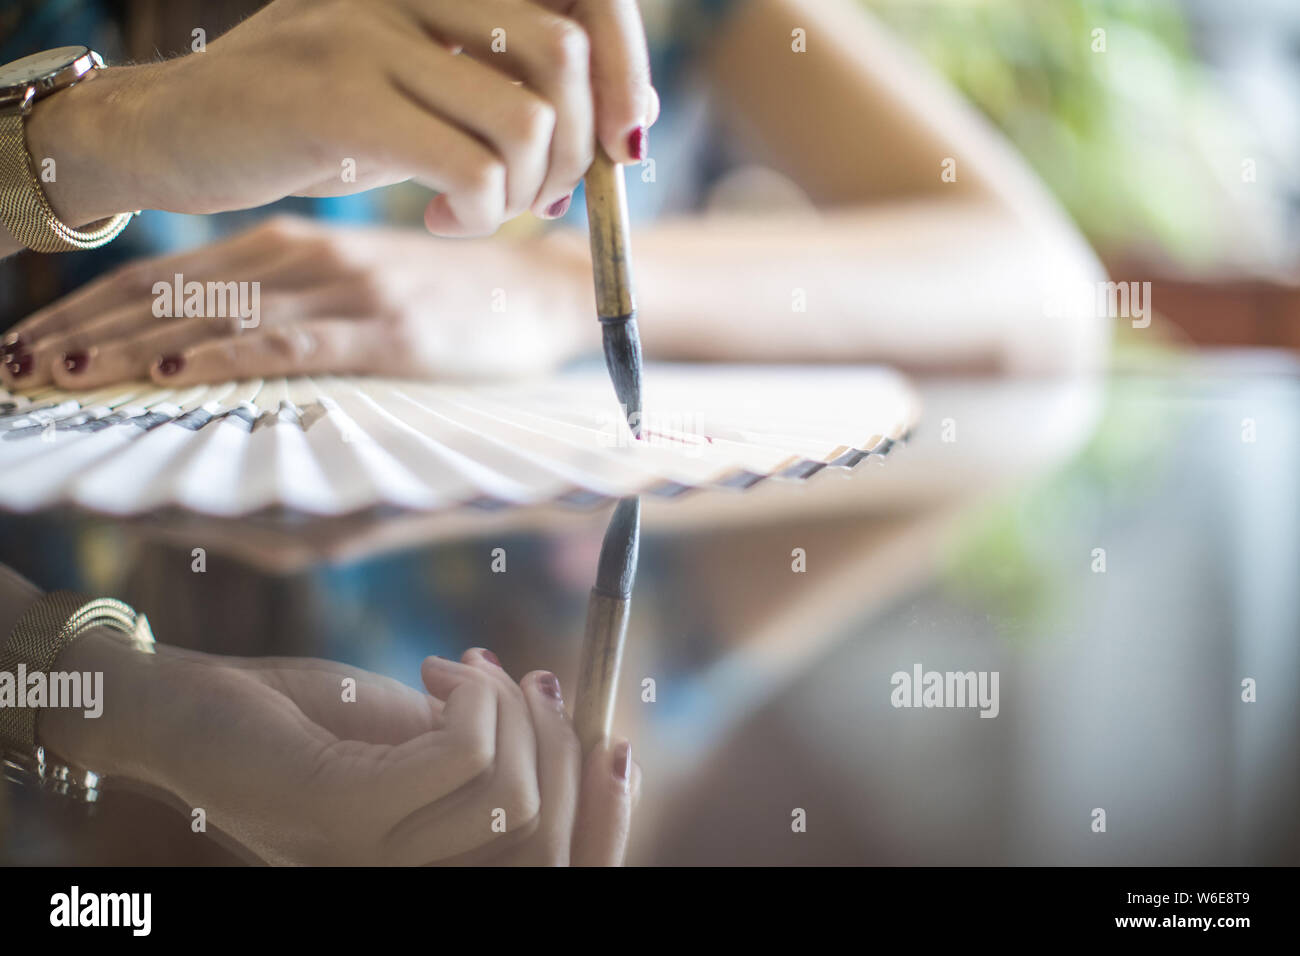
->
xmin=573 ymin=495 xmax=641 ymax=752
xmin=582 ymin=148 xmax=643 ymax=439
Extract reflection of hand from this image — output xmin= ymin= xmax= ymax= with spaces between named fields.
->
xmin=42 ymin=633 xmax=640 ymax=865
xmin=3 ymin=217 xmax=594 ymax=390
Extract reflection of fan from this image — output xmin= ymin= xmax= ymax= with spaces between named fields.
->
xmin=0 ymin=364 xmax=918 ymax=517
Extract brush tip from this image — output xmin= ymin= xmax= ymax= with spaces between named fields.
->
xmin=601 ymin=317 xmax=643 ymax=439
xmin=594 ymin=496 xmax=641 ymax=598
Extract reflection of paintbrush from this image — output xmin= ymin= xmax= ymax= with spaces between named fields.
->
xmin=574 ymin=496 xmax=641 ymax=752
xmin=583 ymin=149 xmax=642 ymax=439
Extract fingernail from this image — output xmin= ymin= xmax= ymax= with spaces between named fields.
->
xmin=155 ymin=353 xmax=185 ymax=377
xmin=626 ymin=126 xmax=648 ymax=162
xmin=544 ymin=194 xmax=572 ymax=218
xmin=62 ymin=350 xmax=89 ymax=374
xmin=1 ymin=333 xmax=20 ymax=357
xmin=5 ymin=352 xmax=33 ymax=378
xmin=537 ymin=672 xmax=562 ymax=702
xmin=613 ymin=741 xmax=632 ymax=789
xmin=481 ymin=649 xmax=501 ymax=667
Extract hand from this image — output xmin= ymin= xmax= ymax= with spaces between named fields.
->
xmin=2 ymin=217 xmax=598 ymax=389
xmin=26 ymin=0 xmax=659 ymax=236
xmin=43 ymin=635 xmax=641 ymax=865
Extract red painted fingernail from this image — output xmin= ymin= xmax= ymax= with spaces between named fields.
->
xmin=613 ymin=741 xmax=632 ymax=786
xmin=481 ymin=649 xmax=501 ymax=667
xmin=62 ymin=350 xmax=89 ymax=374
xmin=537 ymin=672 xmax=562 ymax=701
xmin=155 ymin=354 xmax=185 ymax=376
xmin=6 ymin=352 xmax=33 ymax=378
xmin=544 ymin=194 xmax=572 ymax=218
xmin=626 ymin=126 xmax=648 ymax=161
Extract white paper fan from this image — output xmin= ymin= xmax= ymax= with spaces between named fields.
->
xmin=0 ymin=363 xmax=919 ymax=518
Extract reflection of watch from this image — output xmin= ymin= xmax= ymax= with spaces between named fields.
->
xmin=0 ymin=46 xmax=134 ymax=252
xmin=0 ymin=592 xmax=155 ymax=804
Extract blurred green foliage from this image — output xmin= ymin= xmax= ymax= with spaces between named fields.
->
xmin=864 ymin=0 xmax=1225 ymax=263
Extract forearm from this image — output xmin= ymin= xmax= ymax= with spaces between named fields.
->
xmin=681 ymin=0 xmax=1112 ymax=376
xmin=630 ymin=199 xmax=1110 ymax=376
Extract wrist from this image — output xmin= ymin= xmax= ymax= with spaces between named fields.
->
xmin=36 ymin=627 xmax=168 ymax=786
xmin=23 ymin=62 xmax=162 ymax=227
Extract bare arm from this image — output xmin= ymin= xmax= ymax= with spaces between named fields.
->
xmin=633 ymin=0 xmax=1108 ymax=376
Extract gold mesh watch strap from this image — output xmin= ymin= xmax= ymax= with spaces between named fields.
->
xmin=0 ymin=591 xmax=155 ymax=753
xmin=0 ymin=111 xmax=133 ymax=252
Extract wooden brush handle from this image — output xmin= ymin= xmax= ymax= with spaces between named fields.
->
xmin=582 ymin=148 xmax=636 ymax=321
xmin=573 ymin=590 xmax=631 ymax=753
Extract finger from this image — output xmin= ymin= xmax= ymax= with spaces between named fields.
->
xmin=149 ymin=318 xmax=392 ymax=386
xmin=419 ymin=653 xmax=483 ymax=702
xmin=458 ymin=647 xmax=543 ymax=848
xmin=382 ymin=652 xmax=540 ymax=864
xmin=371 ymin=656 xmax=498 ymax=816
xmin=387 ymin=34 xmax=552 ymax=221
xmin=347 ymin=659 xmax=498 ymax=857
xmin=7 ymin=240 xmax=357 ymax=390
xmin=323 ymin=81 xmax=507 ymax=236
xmin=516 ymin=670 xmax=581 ymax=864
xmin=395 ymin=0 xmax=594 ymax=218
xmin=243 ymin=657 xmax=446 ymax=743
xmin=1 ymin=224 xmax=289 ymax=351
xmin=570 ymin=737 xmax=638 ymax=866
xmin=7 ymin=303 xmax=160 ymax=390
xmin=54 ymin=278 xmax=387 ymax=390
xmin=52 ymin=317 xmax=243 ymax=390
xmin=563 ymin=0 xmax=656 ymax=162
xmin=370 ymin=98 xmax=505 ymax=237
xmin=422 ymin=185 xmax=503 ymax=239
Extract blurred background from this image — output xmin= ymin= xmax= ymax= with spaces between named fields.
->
xmin=1 ymin=0 xmax=1297 ymax=865
xmin=865 ymin=0 xmax=1300 ymax=350
xmin=637 ymin=0 xmax=1300 ymax=863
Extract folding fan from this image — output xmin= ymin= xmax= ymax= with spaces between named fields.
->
xmin=0 ymin=364 xmax=919 ymax=518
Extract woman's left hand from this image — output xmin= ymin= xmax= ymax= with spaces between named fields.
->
xmin=2 ymin=216 xmax=596 ymax=390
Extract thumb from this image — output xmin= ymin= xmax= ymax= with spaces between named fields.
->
xmin=570 ymin=738 xmax=640 ymax=866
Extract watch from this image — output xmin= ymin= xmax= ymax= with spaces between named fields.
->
xmin=0 ymin=46 xmax=134 ymax=252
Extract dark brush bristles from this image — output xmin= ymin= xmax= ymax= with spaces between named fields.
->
xmin=593 ymin=496 xmax=641 ymax=600
xmin=600 ymin=315 xmax=643 ymax=439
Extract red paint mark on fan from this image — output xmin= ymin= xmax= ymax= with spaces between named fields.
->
xmin=643 ymin=429 xmax=714 ymax=446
